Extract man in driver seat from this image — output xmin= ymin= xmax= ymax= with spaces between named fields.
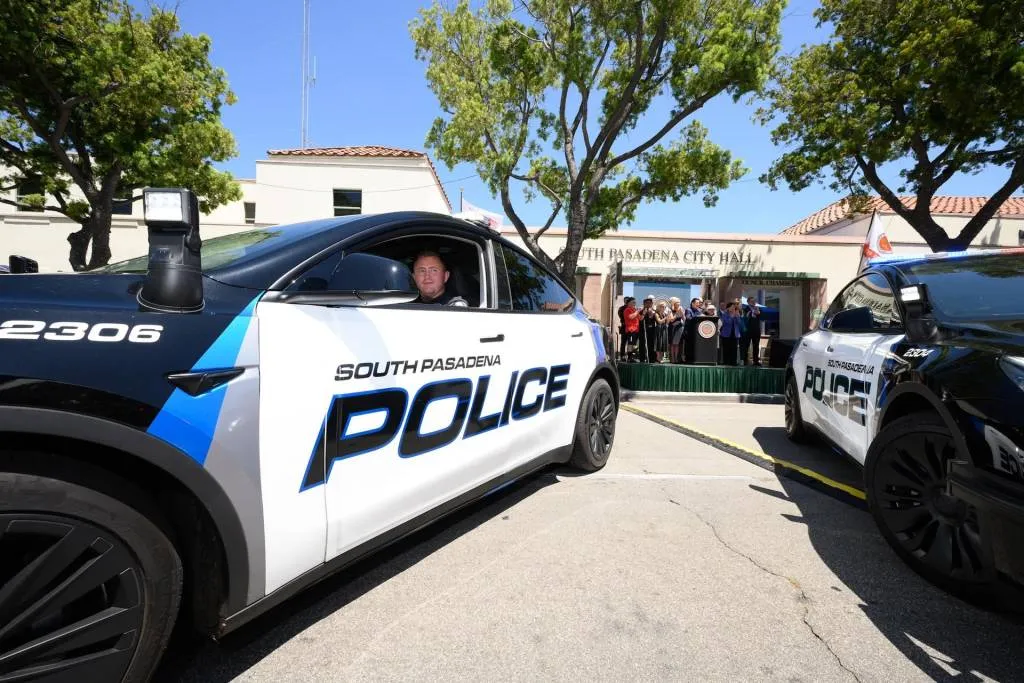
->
xmin=411 ymin=250 xmax=468 ymax=306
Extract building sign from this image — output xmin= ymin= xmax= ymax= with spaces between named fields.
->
xmin=579 ymin=247 xmax=754 ymax=266
xmin=740 ymin=278 xmax=803 ymax=287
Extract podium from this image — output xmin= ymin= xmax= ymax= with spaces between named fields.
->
xmin=685 ymin=316 xmax=719 ymax=365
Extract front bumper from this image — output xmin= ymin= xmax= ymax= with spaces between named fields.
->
xmin=948 ymin=461 xmax=1024 ymax=587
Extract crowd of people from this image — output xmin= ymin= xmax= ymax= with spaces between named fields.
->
xmin=616 ymin=294 xmax=764 ymax=366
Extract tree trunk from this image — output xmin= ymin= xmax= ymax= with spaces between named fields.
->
xmin=67 ymin=225 xmax=92 ymax=272
xmin=87 ymin=215 xmax=112 ymax=269
xmin=66 ymin=207 xmax=113 ymax=271
xmin=559 ymin=202 xmax=588 ymax=287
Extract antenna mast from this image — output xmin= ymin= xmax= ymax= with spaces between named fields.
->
xmin=300 ymin=0 xmax=314 ymax=148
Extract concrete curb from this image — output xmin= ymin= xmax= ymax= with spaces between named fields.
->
xmin=621 ymin=390 xmax=783 ymax=405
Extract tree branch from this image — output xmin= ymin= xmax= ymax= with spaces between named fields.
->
xmin=10 ymin=96 xmax=95 ymax=200
xmin=954 ymin=159 xmax=1024 ymax=248
xmin=606 ymin=91 xmax=715 ymax=170
xmin=855 ymin=153 xmax=949 ymax=248
xmin=0 ymin=195 xmax=67 ymax=214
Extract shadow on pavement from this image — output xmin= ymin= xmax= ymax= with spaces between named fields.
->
xmin=751 ymin=426 xmax=864 ymax=492
xmin=757 ymin=476 xmax=1024 ymax=683
xmin=153 ymin=471 xmax=561 ymax=683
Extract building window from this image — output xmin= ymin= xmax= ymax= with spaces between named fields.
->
xmin=333 ymin=189 xmax=361 ymax=216
xmin=16 ymin=178 xmax=44 ymax=212
xmin=244 ymin=202 xmax=256 ymax=224
xmin=111 ymin=198 xmax=133 ymax=215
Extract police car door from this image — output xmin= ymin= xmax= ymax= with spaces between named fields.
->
xmin=490 ymin=242 xmax=597 ymax=470
xmin=794 ymin=318 xmax=834 ymax=435
xmin=256 ymin=232 xmax=509 ymax=586
xmin=822 ymin=272 xmax=905 ymax=462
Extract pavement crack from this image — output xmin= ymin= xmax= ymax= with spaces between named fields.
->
xmin=681 ymin=502 xmax=862 ymax=683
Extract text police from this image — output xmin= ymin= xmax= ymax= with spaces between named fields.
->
xmin=303 ymin=363 xmax=572 ymax=490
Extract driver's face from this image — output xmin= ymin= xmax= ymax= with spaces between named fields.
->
xmin=413 ymin=255 xmax=448 ymax=300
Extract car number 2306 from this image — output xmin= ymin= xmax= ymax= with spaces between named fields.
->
xmin=0 ymin=320 xmax=163 ymax=343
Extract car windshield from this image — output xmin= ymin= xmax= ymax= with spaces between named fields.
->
xmin=96 ymin=223 xmax=323 ymax=274
xmin=906 ymin=253 xmax=1024 ymax=320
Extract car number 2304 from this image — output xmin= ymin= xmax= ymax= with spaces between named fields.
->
xmin=0 ymin=320 xmax=164 ymax=343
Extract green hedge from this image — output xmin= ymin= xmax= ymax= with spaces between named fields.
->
xmin=617 ymin=362 xmax=785 ymax=394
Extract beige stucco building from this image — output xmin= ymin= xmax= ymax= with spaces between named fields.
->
xmin=1 ymin=145 xmax=451 ymax=273
xmin=3 ymin=145 xmax=1022 ymax=345
xmin=497 ymin=195 xmax=1024 ymax=344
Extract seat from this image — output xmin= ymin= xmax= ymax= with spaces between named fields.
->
xmin=446 ymin=267 xmax=480 ymax=307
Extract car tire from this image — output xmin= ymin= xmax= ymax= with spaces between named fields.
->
xmin=0 ymin=466 xmax=183 ymax=683
xmin=569 ymin=378 xmax=617 ymax=471
xmin=784 ymin=374 xmax=809 ymax=443
xmin=864 ymin=411 xmax=996 ymax=600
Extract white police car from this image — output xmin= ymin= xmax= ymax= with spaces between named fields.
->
xmin=785 ymin=249 xmax=1024 ymax=604
xmin=0 ymin=188 xmax=619 ymax=682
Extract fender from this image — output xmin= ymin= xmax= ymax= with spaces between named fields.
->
xmin=876 ymin=382 xmax=972 ymax=463
xmin=0 ymin=405 xmax=252 ymax=615
xmin=586 ymin=360 xmax=620 ymax=404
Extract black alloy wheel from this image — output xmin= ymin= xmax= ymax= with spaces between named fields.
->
xmin=784 ymin=375 xmax=808 ymax=443
xmin=0 ymin=515 xmax=145 ymax=682
xmin=866 ymin=413 xmax=993 ymax=595
xmin=588 ymin=387 xmax=616 ymax=461
xmin=0 ymin=462 xmax=182 ymax=683
xmin=570 ymin=379 xmax=616 ymax=471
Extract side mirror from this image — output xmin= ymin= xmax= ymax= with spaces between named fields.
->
xmin=8 ymin=255 xmax=38 ymax=273
xmin=274 ymin=253 xmax=420 ymax=306
xmin=829 ymin=306 xmax=874 ymax=331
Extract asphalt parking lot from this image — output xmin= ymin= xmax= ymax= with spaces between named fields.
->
xmin=157 ymin=406 xmax=1024 ymax=683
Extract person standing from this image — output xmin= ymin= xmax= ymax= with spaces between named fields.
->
xmin=640 ymin=296 xmax=659 ymax=363
xmin=742 ymin=296 xmax=763 ymax=366
xmin=719 ymin=301 xmax=743 ymax=366
xmin=668 ymin=297 xmax=685 ymax=363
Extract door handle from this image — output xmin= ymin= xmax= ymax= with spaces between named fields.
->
xmin=571 ymin=332 xmax=583 ymax=338
xmin=481 ymin=334 xmax=504 ymax=343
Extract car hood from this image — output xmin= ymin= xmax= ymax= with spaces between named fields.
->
xmin=939 ymin=318 xmax=1024 ymax=356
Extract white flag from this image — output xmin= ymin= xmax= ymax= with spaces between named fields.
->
xmin=860 ymin=210 xmax=893 ymax=271
xmin=458 ymin=197 xmax=503 ymax=229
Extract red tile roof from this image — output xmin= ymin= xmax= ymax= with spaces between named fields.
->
xmin=265 ymin=145 xmax=451 ymax=210
xmin=780 ymin=195 xmax=1024 ymax=236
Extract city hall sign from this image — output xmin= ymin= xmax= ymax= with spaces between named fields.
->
xmin=578 ymin=246 xmax=755 ymax=266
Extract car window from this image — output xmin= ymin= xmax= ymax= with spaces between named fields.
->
xmin=906 ymin=254 xmax=1024 ymax=320
xmin=284 ymin=232 xmax=487 ymax=307
xmin=285 ymin=251 xmax=344 ymax=291
xmin=497 ymin=243 xmax=574 ymax=313
xmin=827 ymin=273 xmax=902 ymax=331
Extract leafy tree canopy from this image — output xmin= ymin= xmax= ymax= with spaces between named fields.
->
xmin=411 ymin=0 xmax=784 ymax=282
xmin=0 ymin=0 xmax=241 ymax=270
xmin=759 ymin=0 xmax=1024 ymax=251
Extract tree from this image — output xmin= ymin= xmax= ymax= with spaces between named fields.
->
xmin=759 ymin=0 xmax=1024 ymax=252
xmin=0 ymin=0 xmax=242 ymax=271
xmin=410 ymin=0 xmax=784 ymax=283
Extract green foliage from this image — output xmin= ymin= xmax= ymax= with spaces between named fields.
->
xmin=411 ymin=0 xmax=783 ymax=280
xmin=759 ymin=0 xmax=1024 ymax=251
xmin=0 ymin=0 xmax=241 ymax=270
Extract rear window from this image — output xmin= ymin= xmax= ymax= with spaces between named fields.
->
xmin=906 ymin=254 xmax=1024 ymax=320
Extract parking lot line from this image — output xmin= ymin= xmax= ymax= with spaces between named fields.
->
xmin=620 ymin=403 xmax=867 ymax=509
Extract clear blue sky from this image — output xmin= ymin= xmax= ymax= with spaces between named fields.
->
xmin=170 ymin=0 xmax=1015 ymax=235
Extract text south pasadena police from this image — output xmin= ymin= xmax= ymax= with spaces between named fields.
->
xmin=336 ymin=355 xmax=501 ymax=381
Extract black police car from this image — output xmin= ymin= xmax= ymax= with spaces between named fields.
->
xmin=0 ymin=188 xmax=619 ymax=682
xmin=785 ymin=248 xmax=1024 ymax=602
